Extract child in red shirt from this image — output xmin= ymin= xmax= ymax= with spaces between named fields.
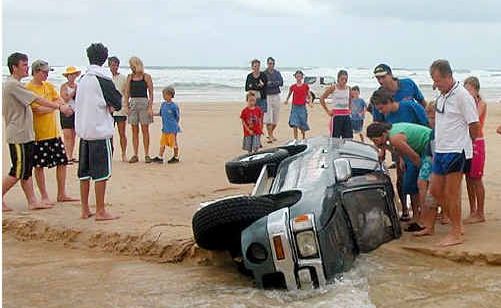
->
xmin=284 ymin=70 xmax=312 ymax=140
xmin=240 ymin=92 xmax=263 ymax=153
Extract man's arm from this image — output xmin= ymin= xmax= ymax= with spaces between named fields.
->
xmin=469 ymin=122 xmax=481 ymax=140
xmin=278 ymin=72 xmax=284 ymax=87
xmin=390 ymin=134 xmax=421 ymax=167
xmin=97 ymin=77 xmax=122 ymax=112
xmin=32 ymin=97 xmax=65 ymax=114
xmin=412 ymin=102 xmax=429 ymax=126
xmin=413 ymin=80 xmax=427 ymax=108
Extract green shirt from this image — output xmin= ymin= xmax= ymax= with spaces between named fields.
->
xmin=389 ymin=123 xmax=432 ymax=155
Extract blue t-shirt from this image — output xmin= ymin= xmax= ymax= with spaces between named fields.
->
xmin=393 ymin=78 xmax=425 ymax=104
xmin=372 ymin=78 xmax=425 ymax=122
xmin=385 ymin=100 xmax=429 ymax=126
xmin=264 ymin=69 xmax=284 ymax=95
xmin=351 ymin=98 xmax=367 ymax=120
xmin=160 ymin=101 xmax=180 ymax=133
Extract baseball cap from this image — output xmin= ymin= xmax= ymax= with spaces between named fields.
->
xmin=373 ymin=64 xmax=392 ymax=77
xmin=31 ymin=60 xmax=54 ymax=73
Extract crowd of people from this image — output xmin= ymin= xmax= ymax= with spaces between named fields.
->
xmin=240 ymin=58 xmax=494 ymax=247
xmin=1 ymin=45 xmax=497 ymax=244
xmin=2 ymin=43 xmax=181 ymax=221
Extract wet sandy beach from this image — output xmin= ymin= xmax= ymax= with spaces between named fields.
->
xmin=3 ymin=235 xmax=501 ymax=307
xmin=3 ymin=102 xmax=501 ymax=306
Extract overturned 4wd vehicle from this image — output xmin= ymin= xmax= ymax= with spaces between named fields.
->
xmin=192 ymin=136 xmax=401 ymax=290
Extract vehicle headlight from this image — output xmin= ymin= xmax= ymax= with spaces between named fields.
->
xmin=296 ymin=230 xmax=318 ymax=258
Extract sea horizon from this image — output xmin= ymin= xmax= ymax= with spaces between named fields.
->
xmin=3 ymin=65 xmax=501 ymax=104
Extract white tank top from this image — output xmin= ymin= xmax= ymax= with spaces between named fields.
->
xmin=329 ymin=85 xmax=350 ymax=111
xmin=329 ymin=86 xmax=351 ymax=116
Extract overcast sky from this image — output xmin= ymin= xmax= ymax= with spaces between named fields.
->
xmin=2 ymin=0 xmax=501 ymax=69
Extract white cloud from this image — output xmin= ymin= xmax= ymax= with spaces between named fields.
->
xmin=328 ymin=0 xmax=501 ymax=23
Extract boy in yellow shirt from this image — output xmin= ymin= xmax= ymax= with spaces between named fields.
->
xmin=26 ymin=60 xmax=78 ymax=205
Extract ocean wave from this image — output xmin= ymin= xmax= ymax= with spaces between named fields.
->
xmin=168 ymin=82 xmax=242 ymax=90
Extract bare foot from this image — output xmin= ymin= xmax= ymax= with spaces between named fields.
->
xmin=413 ymin=227 xmax=434 ymax=237
xmin=28 ymin=202 xmax=53 ymax=210
xmin=437 ymin=234 xmax=463 ymax=247
xmin=95 ymin=211 xmax=120 ymax=221
xmin=463 ymin=215 xmax=486 ymax=224
xmin=81 ymin=211 xmax=95 ymax=219
xmin=41 ymin=198 xmax=55 ymax=206
xmin=57 ymin=195 xmax=80 ymax=202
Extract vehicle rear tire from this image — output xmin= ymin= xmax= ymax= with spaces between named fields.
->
xmin=192 ymin=196 xmax=277 ymax=252
xmin=225 ymin=148 xmax=289 ymax=184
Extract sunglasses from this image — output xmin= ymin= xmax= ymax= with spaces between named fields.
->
xmin=435 ymin=81 xmax=459 ymax=114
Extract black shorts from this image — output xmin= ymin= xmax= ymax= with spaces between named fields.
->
xmin=33 ymin=137 xmax=68 ymax=168
xmin=114 ymin=116 xmax=127 ymax=124
xmin=8 ymin=142 xmax=35 ymax=180
xmin=60 ymin=112 xmax=75 ymax=129
xmin=78 ymin=139 xmax=113 ymax=182
xmin=331 ymin=115 xmax=353 ymax=138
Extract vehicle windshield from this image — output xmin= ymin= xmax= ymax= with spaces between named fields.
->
xmin=304 ymin=77 xmax=316 ymax=84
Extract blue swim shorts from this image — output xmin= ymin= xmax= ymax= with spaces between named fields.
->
xmin=432 ymin=152 xmax=467 ymax=175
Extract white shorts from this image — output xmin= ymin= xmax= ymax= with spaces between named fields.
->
xmin=264 ymin=94 xmax=281 ymax=125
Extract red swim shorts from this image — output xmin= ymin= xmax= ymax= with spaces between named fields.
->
xmin=468 ymin=138 xmax=485 ymax=179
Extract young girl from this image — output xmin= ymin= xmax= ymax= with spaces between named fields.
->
xmin=284 ymin=70 xmax=311 ymax=140
xmin=320 ymin=70 xmax=352 ymax=138
xmin=60 ymin=66 xmax=81 ymax=163
xmin=240 ymin=92 xmax=263 ymax=153
xmin=463 ymin=76 xmax=486 ymax=224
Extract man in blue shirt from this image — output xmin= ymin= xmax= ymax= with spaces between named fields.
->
xmin=372 ymin=64 xmax=427 ymax=122
xmin=370 ymin=87 xmax=429 ymax=230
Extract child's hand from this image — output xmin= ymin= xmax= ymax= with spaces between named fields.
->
xmin=326 ymin=109 xmax=334 ymax=116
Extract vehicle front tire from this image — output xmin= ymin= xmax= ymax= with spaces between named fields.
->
xmin=192 ymin=196 xmax=277 ymax=253
xmin=225 ymin=148 xmax=289 ymax=184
